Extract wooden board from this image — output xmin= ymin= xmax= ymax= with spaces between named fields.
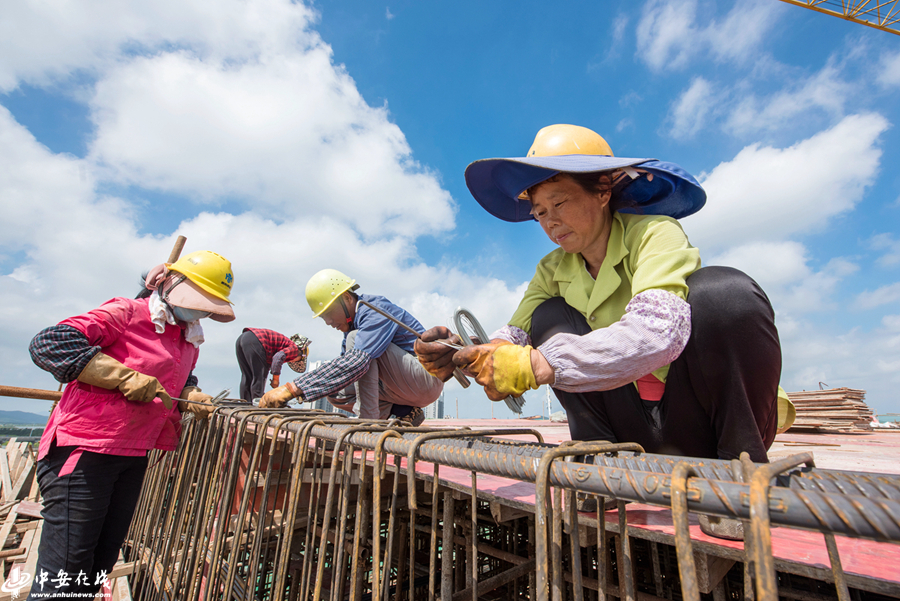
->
xmin=787 ymin=388 xmax=874 ymax=434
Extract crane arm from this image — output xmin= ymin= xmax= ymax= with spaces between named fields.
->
xmin=776 ymin=0 xmax=900 ymax=36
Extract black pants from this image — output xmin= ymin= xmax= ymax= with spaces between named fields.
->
xmin=532 ymin=266 xmax=780 ymax=462
xmin=27 ymin=446 xmax=148 ymax=599
xmin=236 ymin=330 xmax=269 ymax=401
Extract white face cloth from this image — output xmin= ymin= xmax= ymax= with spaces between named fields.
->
xmin=148 ymin=291 xmax=205 ymax=348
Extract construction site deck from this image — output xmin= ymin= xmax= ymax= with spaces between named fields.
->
xmin=2 ymin=409 xmax=899 ymax=601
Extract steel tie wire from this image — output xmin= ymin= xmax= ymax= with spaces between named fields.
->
xmin=749 ymin=453 xmax=817 ymax=601
xmin=453 ymin=306 xmax=526 ymax=414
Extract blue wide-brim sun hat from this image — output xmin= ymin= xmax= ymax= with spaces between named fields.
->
xmin=464 ymin=154 xmax=706 ymax=223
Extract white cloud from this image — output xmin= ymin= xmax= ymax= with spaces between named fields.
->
xmin=1 ymin=0 xmax=457 ymax=240
xmin=0 ymin=0 xmax=500 ymax=415
xmin=0 ymin=116 xmax=523 ymax=411
xmin=635 ymin=0 xmax=698 ymax=71
xmin=683 ymin=113 xmax=888 ymax=254
xmin=0 ymin=0 xmax=320 ymax=92
xmin=725 ymin=64 xmax=851 ymax=136
xmin=0 ymin=0 xmax=464 ymax=318
xmin=386 ymin=7 xmax=395 ymax=20
xmin=855 ymin=282 xmax=900 ymax=310
xmin=0 ymin=102 xmax=521 ymax=415
xmin=644 ymin=11 xmax=860 ymax=140
xmin=636 ymin=0 xmax=781 ymax=72
xmin=883 ymin=314 xmax=900 ymax=331
xmin=666 ymin=58 xmax=854 ymax=139
xmin=877 ymin=49 xmax=900 ymax=87
xmin=706 ymin=241 xmax=810 ymax=289
xmin=589 ymin=13 xmax=630 ymax=70
xmin=87 ymin=51 xmax=456 ymax=238
xmin=668 ymin=76 xmax=716 ymax=138
xmin=679 ymin=114 xmax=892 ymax=398
xmin=777 ymin=318 xmax=900 ymax=413
xmin=706 ymin=241 xmax=857 ymax=316
xmin=0 ymin=106 xmax=157 ymax=300
xmin=705 ymin=0 xmax=782 ymax=64
xmin=618 ymin=91 xmax=642 ymax=108
xmin=612 ymin=13 xmax=629 ymax=47
xmin=775 ymin=257 xmax=857 ymax=314
xmin=870 ymin=233 xmax=900 ymax=267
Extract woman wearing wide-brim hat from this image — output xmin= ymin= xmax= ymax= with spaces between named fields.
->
xmin=416 ymin=124 xmax=788 ymax=464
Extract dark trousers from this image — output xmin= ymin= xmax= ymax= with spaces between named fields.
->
xmin=532 ymin=266 xmax=780 ymax=462
xmin=27 ymin=446 xmax=148 ymax=599
xmin=236 ymin=330 xmax=269 ymax=401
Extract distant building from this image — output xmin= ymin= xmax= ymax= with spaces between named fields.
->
xmin=303 ymin=362 xmax=354 ymax=417
xmin=307 ymin=396 xmax=353 ymax=417
xmin=423 ymin=392 xmax=444 ymax=421
xmin=298 ymin=362 xmax=444 ymax=420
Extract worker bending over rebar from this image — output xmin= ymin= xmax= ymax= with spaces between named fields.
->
xmin=235 ymin=328 xmax=310 ymax=401
xmin=25 ymin=250 xmax=235 ymax=599
xmin=260 ymin=269 xmax=442 ymax=426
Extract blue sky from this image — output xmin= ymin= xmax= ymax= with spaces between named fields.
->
xmin=1 ymin=0 xmax=899 ymax=419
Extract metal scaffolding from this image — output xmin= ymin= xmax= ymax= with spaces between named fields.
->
xmin=123 ymin=408 xmax=900 ymax=601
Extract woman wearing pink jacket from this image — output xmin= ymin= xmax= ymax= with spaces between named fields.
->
xmin=25 ymin=250 xmax=235 ymax=600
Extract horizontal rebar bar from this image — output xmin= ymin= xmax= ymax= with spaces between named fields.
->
xmin=228 ymin=414 xmax=900 ymax=500
xmin=124 ymin=409 xmax=900 ymax=601
xmin=279 ymin=419 xmax=900 ymax=542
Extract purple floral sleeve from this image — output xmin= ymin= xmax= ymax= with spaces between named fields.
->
xmin=489 ymin=324 xmax=531 ymax=346
xmin=537 ymin=289 xmax=691 ymax=392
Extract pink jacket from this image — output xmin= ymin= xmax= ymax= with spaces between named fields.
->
xmin=38 ymin=297 xmax=199 ymax=463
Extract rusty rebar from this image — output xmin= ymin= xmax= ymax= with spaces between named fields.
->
xmin=122 ymin=409 xmax=900 ymax=601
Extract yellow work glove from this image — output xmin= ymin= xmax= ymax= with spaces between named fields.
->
xmin=414 ymin=326 xmax=465 ymax=382
xmin=259 ymin=381 xmax=300 ymax=408
xmin=178 ymin=386 xmax=215 ymax=421
xmin=270 ymin=374 xmax=280 ymax=389
xmin=453 ymin=341 xmax=539 ymax=402
xmin=77 ymin=352 xmax=173 ymax=410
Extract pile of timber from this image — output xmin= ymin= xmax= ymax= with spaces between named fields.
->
xmin=786 ymin=388 xmax=874 ymax=434
xmin=0 ymin=438 xmax=42 ymax=600
xmin=0 ymin=439 xmax=134 ymax=601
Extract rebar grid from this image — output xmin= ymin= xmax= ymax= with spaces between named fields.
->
xmin=122 ymin=409 xmax=900 ymax=601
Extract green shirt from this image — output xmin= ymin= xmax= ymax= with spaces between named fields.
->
xmin=508 ymin=212 xmax=702 ymax=383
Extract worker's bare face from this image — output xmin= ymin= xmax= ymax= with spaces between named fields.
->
xmin=321 ymin=301 xmax=351 ymax=333
xmin=529 ymin=176 xmax=611 ymax=259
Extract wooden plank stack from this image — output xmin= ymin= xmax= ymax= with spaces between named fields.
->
xmin=0 ymin=437 xmax=42 ymax=601
xmin=786 ymin=388 xmax=874 ymax=434
xmin=0 ymin=439 xmax=134 ymax=601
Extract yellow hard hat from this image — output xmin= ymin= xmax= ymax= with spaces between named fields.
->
xmin=168 ymin=250 xmax=234 ymax=304
xmin=776 ymin=386 xmax=796 ymax=434
xmin=306 ymin=269 xmax=357 ymax=318
xmin=526 ymin=124 xmax=614 ymax=158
